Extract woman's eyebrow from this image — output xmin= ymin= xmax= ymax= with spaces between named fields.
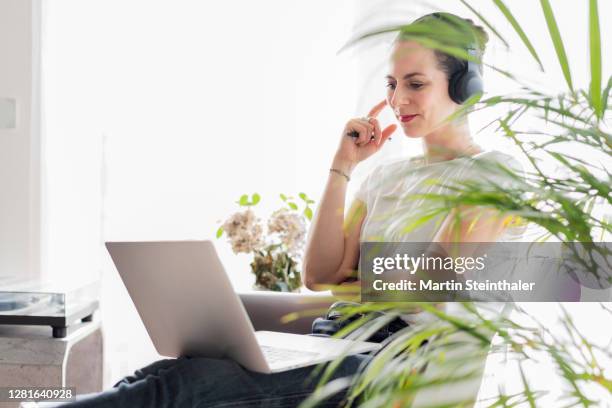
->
xmin=385 ymin=72 xmax=425 ymax=80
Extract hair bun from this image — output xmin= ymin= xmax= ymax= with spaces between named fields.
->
xmin=462 ymin=17 xmax=489 ymax=52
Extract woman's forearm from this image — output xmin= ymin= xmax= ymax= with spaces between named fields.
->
xmin=303 ymin=100 xmax=394 ymax=289
xmin=302 ymin=157 xmax=355 ymax=288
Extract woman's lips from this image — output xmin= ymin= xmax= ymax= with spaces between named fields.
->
xmin=400 ymin=114 xmax=418 ymax=123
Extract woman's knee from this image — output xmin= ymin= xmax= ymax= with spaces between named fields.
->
xmin=326 ymin=354 xmax=372 ymax=379
xmin=113 ymin=358 xmax=183 ymax=387
xmin=176 ymin=356 xmax=244 ymax=376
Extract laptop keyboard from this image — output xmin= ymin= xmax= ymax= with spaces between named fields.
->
xmin=260 ymin=345 xmax=319 ymax=364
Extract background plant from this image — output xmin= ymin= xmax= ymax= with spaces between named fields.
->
xmin=216 ymin=192 xmax=315 ymax=291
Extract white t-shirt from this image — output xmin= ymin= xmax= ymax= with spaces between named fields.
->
xmin=353 ymin=150 xmax=525 ymax=324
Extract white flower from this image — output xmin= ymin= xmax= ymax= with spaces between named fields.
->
xmin=222 ymin=209 xmax=264 ymax=254
xmin=268 ymin=208 xmax=306 ymax=257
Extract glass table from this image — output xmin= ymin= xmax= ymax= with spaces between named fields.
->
xmin=0 ymin=277 xmax=99 ymax=338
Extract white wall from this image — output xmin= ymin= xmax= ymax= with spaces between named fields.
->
xmin=42 ymin=0 xmax=362 ymax=290
xmin=0 ymin=0 xmax=41 ymax=280
xmin=41 ymin=0 xmax=362 ymax=386
xmin=41 ymin=0 xmax=104 ymax=285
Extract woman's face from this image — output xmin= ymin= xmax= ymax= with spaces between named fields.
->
xmin=386 ymin=40 xmax=459 ymax=138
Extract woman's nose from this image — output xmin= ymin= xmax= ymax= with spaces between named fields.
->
xmin=389 ymin=88 xmax=410 ymax=108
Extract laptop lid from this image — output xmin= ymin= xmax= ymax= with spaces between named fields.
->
xmin=105 ymin=240 xmax=268 ymax=371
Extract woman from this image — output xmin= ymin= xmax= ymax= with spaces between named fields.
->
xmin=304 ymin=13 xmax=520 ymax=313
xmin=56 ymin=12 xmax=518 ymax=408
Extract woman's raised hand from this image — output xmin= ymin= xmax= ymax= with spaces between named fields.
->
xmin=333 ymin=100 xmax=397 ymax=172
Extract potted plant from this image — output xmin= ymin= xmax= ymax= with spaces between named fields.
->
xmin=216 ymin=192 xmax=315 ymax=292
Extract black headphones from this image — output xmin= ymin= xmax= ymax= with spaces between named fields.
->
xmin=448 ymin=46 xmax=483 ymax=104
xmin=421 ymin=13 xmax=484 ymax=104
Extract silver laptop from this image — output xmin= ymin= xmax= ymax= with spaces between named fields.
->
xmin=105 ymin=240 xmax=380 ymax=373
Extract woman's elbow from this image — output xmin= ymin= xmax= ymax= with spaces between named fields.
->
xmin=302 ymin=274 xmax=320 ymax=291
xmin=302 ymin=266 xmax=322 ymax=291
xmin=302 ymin=263 xmax=334 ymax=291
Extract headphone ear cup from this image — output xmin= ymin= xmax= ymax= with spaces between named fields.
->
xmin=462 ymin=71 xmax=483 ymax=101
xmin=448 ymin=69 xmax=466 ymax=104
xmin=449 ymin=66 xmax=483 ymax=104
xmin=449 ymin=47 xmax=484 ymax=104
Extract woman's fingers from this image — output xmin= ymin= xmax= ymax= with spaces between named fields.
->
xmin=356 ymin=119 xmax=375 ymax=146
xmin=380 ymin=124 xmax=397 ymax=144
xmin=367 ymin=99 xmax=387 ymax=118
xmin=349 ymin=120 xmax=372 ymax=146
xmin=362 ymin=119 xmax=376 ymax=145
xmin=360 ymin=123 xmax=396 ymax=158
xmin=367 ymin=123 xmax=395 ymax=149
xmin=369 ymin=118 xmax=383 ymax=146
xmin=346 ymin=115 xmax=394 ymax=152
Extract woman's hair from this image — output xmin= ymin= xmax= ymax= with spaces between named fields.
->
xmin=394 ymin=12 xmax=490 ymax=78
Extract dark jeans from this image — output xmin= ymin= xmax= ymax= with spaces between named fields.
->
xmin=55 ymin=354 xmax=371 ymax=408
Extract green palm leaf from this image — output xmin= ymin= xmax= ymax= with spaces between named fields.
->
xmin=336 ymin=24 xmax=407 ymax=55
xmin=589 ymin=0 xmax=602 ymax=119
xmin=492 ymin=0 xmax=544 ymax=71
xmin=540 ymin=0 xmax=573 ymax=91
xmin=460 ymin=0 xmax=509 ymax=48
xmin=602 ymin=75 xmax=612 ymax=114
